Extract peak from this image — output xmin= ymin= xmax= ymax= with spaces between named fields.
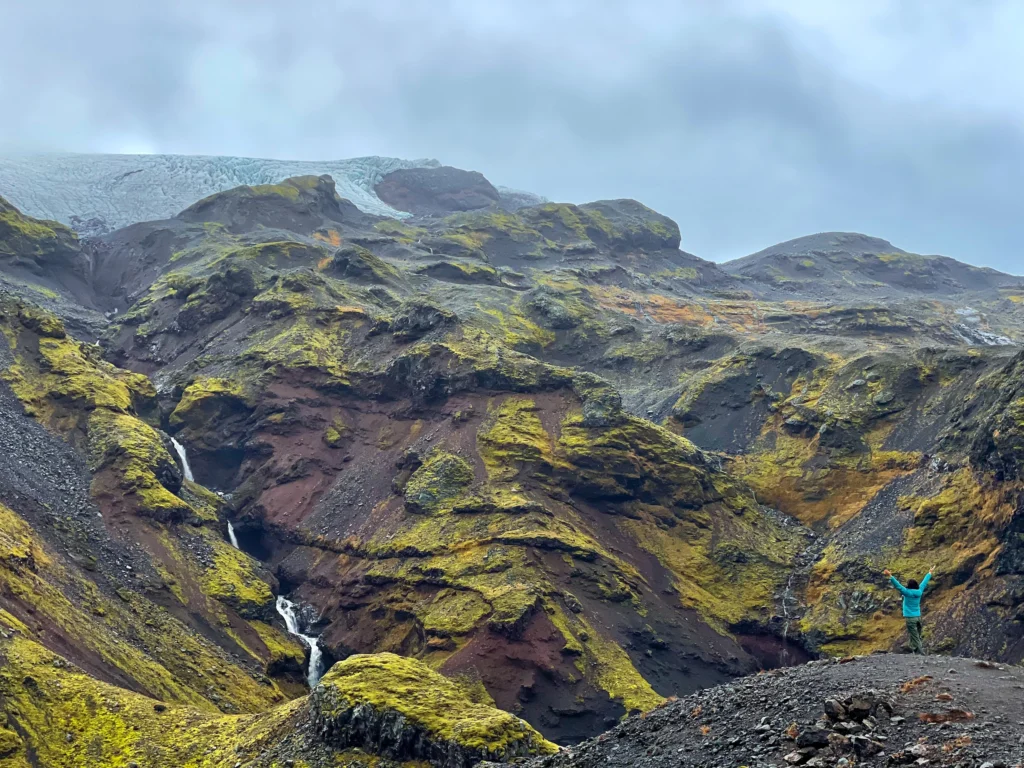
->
xmin=722 ymin=230 xmax=1017 ymax=299
xmin=375 ymin=165 xmax=501 ymax=216
xmin=176 ymin=173 xmax=377 ymax=234
xmin=737 ymin=232 xmax=905 ymax=264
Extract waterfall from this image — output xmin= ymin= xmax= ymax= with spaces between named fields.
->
xmin=275 ymin=595 xmax=325 ymax=688
xmin=174 ymin=436 xmax=323 ymax=686
xmin=170 ymin=438 xmax=194 ymax=483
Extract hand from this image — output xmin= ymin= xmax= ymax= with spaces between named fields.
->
xmin=883 ymin=569 xmax=892 ymax=577
xmin=928 ymin=566 xmax=934 ymax=574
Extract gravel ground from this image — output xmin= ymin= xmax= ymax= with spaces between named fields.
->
xmin=517 ymin=654 xmax=1024 ymax=768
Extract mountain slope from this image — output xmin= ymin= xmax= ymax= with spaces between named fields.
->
xmin=521 ymin=654 xmax=1024 ymax=767
xmin=90 ymin=177 xmax=801 ymax=741
xmin=722 ymin=231 xmax=1022 ymax=302
xmin=0 ymin=168 xmax=1020 ymax=764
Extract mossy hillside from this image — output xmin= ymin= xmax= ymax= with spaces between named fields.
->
xmin=0 ymin=617 xmax=549 ymax=767
xmin=0 ymin=196 xmax=82 ymax=274
xmin=557 ymin=410 xmax=717 ymax=509
xmin=347 ymin=387 xmax=794 ymax=715
xmin=312 ymin=653 xmax=557 ymax=760
xmin=248 ymin=619 xmax=307 ymax=673
xmin=198 ymin=534 xmax=276 ymax=617
xmin=0 ymin=616 xmax=305 ymax=767
xmin=0 ymin=501 xmax=286 ymax=714
xmin=794 ymin=465 xmax=1017 ymax=656
xmin=1 ymin=304 xmax=155 ymax=423
xmin=87 ymin=409 xmax=192 ymax=521
xmin=0 ymin=301 xmax=195 ymax=523
xmin=477 ymin=397 xmax=561 ymax=481
xmin=0 ymin=299 xmax=295 ymax=708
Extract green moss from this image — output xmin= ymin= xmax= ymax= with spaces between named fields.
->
xmin=0 ymin=625 xmax=300 ymax=767
xmin=0 ymin=504 xmax=284 ymax=716
xmin=315 ymin=653 xmax=557 ymax=757
xmin=478 ymin=397 xmax=558 ymax=481
xmin=475 ymin=304 xmax=555 ymax=349
xmin=0 ymin=203 xmax=78 ymax=262
xmin=249 ymin=620 xmax=307 ymax=670
xmin=403 ymin=450 xmax=474 ymax=514
xmin=169 ymin=377 xmax=252 ymax=428
xmin=2 ymin=312 xmax=154 ymax=420
xmin=542 ymin=600 xmax=663 ymax=714
xmin=199 ymin=537 xmax=274 ymax=616
xmin=240 ymin=316 xmax=352 ymax=382
xmin=419 ymin=588 xmax=491 ymax=636
xmin=87 ymin=409 xmax=190 ymax=520
xmin=324 ymin=417 xmax=348 ymax=448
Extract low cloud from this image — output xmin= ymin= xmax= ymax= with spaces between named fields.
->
xmin=1 ymin=0 xmax=1021 ymax=271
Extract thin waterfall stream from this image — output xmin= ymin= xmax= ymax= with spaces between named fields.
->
xmin=275 ymin=596 xmax=325 ymax=688
xmin=171 ymin=438 xmax=194 ymax=482
xmin=172 ymin=438 xmax=325 ymax=688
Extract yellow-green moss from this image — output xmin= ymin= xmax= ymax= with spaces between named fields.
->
xmin=418 ymin=588 xmax=491 ymax=636
xmin=403 ymin=450 xmax=474 ymax=514
xmin=478 ymin=397 xmax=558 ymax=481
xmin=87 ymin=409 xmax=190 ymax=518
xmin=316 ymin=653 xmax=557 ymax=756
xmin=249 ymin=620 xmax=307 ymax=669
xmin=199 ymin=537 xmax=274 ymax=616
xmin=169 ymin=376 xmax=252 ymax=428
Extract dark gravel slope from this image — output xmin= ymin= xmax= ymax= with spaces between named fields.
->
xmin=520 ymin=654 xmax=1024 ymax=768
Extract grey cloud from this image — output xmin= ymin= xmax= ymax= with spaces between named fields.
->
xmin=0 ymin=0 xmax=1021 ymax=273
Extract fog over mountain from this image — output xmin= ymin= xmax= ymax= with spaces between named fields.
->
xmin=2 ymin=1 xmax=1023 ymax=271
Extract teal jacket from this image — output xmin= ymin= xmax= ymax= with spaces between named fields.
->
xmin=890 ymin=573 xmax=931 ymax=617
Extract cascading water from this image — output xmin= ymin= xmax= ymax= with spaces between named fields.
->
xmin=175 ymin=438 xmax=324 ymax=686
xmin=275 ymin=596 xmax=324 ymax=688
xmin=170 ymin=438 xmax=194 ymax=483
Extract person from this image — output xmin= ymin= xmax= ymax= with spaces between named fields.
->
xmin=883 ymin=567 xmax=933 ymax=654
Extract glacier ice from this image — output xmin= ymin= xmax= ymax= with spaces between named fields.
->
xmin=0 ymin=152 xmax=441 ymax=231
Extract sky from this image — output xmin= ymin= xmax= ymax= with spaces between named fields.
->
xmin=1 ymin=0 xmax=1022 ymax=272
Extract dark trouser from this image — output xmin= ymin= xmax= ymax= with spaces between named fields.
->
xmin=906 ymin=617 xmax=924 ymax=654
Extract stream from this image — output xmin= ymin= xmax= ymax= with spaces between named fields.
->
xmin=172 ymin=437 xmax=325 ymax=688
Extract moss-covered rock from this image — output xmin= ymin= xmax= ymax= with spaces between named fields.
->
xmin=0 ymin=195 xmax=87 ymax=277
xmin=403 ymin=450 xmax=474 ymax=514
xmin=310 ymin=653 xmax=557 ymax=767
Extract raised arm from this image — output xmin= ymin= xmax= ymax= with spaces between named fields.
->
xmin=919 ymin=571 xmax=932 ymax=591
xmin=884 ymin=569 xmax=909 ymax=595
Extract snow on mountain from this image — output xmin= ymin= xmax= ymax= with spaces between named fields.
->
xmin=0 ymin=152 xmax=440 ymax=231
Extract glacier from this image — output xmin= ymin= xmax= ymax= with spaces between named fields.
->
xmin=0 ymin=152 xmax=441 ymax=231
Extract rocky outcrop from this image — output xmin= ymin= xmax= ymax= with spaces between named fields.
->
xmin=375 ymin=166 xmax=502 ymax=216
xmin=0 ymin=195 xmax=86 ymax=278
xmin=310 ymin=654 xmax=557 ymax=767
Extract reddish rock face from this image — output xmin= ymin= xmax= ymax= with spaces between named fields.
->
xmin=375 ymin=166 xmax=502 ymax=216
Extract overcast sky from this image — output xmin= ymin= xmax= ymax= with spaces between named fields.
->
xmin=1 ymin=0 xmax=1022 ymax=271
